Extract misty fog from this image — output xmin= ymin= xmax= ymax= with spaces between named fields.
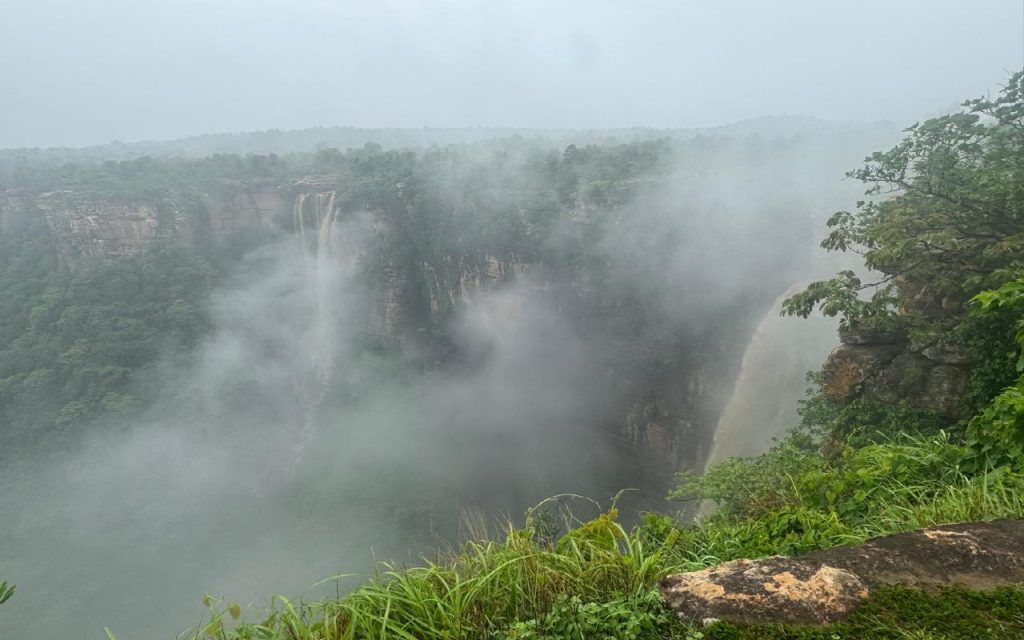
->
xmin=1 ymin=2 xmax=1021 ymax=639
xmin=0 ymin=130 xmax=884 ymax=637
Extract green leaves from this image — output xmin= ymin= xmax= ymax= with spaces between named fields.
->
xmin=964 ymin=379 xmax=1024 ymax=470
xmin=504 ymin=591 xmax=676 ymax=640
xmin=0 ymin=580 xmax=15 ymax=606
xmin=785 ymin=69 xmax=1024 ymax=339
xmin=781 ymin=271 xmax=899 ymax=326
xmin=963 ymin=277 xmax=1024 ymax=469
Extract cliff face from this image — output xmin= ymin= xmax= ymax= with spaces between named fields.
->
xmin=0 ymin=186 xmax=287 ymax=266
xmin=1 ymin=179 xmax=766 ymax=499
xmin=2 ymin=190 xmax=192 ymax=263
xmin=821 ymin=325 xmax=973 ymax=419
xmin=200 ymin=187 xmax=287 ymax=235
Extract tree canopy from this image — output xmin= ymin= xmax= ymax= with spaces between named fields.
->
xmin=783 ymin=70 xmax=1024 ymax=336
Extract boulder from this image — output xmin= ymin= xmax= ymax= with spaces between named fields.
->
xmin=660 ymin=519 xmax=1024 ymax=626
xmin=660 ymin=558 xmax=867 ymax=624
xmin=920 ymin=364 xmax=968 ymax=416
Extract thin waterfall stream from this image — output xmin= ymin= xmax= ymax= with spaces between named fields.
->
xmin=290 ymin=191 xmax=341 ymax=465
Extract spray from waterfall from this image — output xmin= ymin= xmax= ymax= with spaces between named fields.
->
xmin=703 ymin=284 xmax=837 ymax=472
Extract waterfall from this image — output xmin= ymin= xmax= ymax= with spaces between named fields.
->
xmin=703 ymin=284 xmax=837 ymax=471
xmin=293 ymin=191 xmax=338 ymax=266
xmin=290 ymin=191 xmax=341 ymax=463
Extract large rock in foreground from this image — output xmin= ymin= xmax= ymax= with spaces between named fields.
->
xmin=660 ymin=519 xmax=1024 ymax=625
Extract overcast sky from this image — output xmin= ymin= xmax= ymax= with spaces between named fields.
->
xmin=1 ymin=0 xmax=1022 ymax=148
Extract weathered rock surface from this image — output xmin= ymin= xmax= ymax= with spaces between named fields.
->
xmin=863 ymin=353 xmax=968 ymax=417
xmin=821 ymin=324 xmax=974 ymax=418
xmin=660 ymin=519 xmax=1024 ymax=625
xmin=36 ymin=192 xmax=193 ymax=264
xmin=820 ymin=343 xmax=904 ymax=401
xmin=661 ymin=558 xmax=868 ymax=624
xmin=838 ymin=325 xmax=908 ymax=345
xmin=921 ymin=343 xmax=976 ymax=365
xmin=201 ymin=187 xmax=287 ymax=234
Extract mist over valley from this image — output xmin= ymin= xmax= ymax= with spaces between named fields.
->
xmin=1 ymin=2 xmax=1022 ymax=638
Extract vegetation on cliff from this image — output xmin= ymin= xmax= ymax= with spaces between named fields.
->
xmin=90 ymin=70 xmax=1022 ymax=640
xmin=0 ymin=134 xmax=818 ymax=461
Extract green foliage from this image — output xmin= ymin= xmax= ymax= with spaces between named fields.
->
xmin=964 ymin=376 xmax=1024 ymax=470
xmin=0 ymin=243 xmax=217 ymax=437
xmin=783 ymin=69 xmax=1024 ymax=337
xmin=504 ymin=591 xmax=682 ymax=640
xmin=179 ymin=504 xmax=688 ymax=640
xmin=701 ymin=586 xmax=1024 ymax=640
xmin=670 ymin=436 xmax=820 ymax=519
xmin=166 ymin=466 xmax=1024 ymax=640
xmin=971 ymin=277 xmax=1024 ymax=371
xmin=670 ymin=431 xmax=1024 ymax=562
xmin=958 ymin=300 xmax=1021 ymax=415
xmin=796 ymin=377 xmax=949 ymax=446
xmin=782 ymin=270 xmax=899 ymax=327
xmin=963 ymin=277 xmax=1024 ymax=469
xmin=0 ymin=580 xmax=14 ymax=606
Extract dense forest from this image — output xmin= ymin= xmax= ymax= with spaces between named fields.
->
xmin=2 ymin=69 xmax=1023 ymax=639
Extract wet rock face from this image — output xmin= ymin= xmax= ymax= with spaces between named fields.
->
xmin=660 ymin=519 xmax=1024 ymax=625
xmin=864 ymin=354 xmax=967 ymax=416
xmin=921 ymin=343 xmax=976 ymax=365
xmin=201 ymin=188 xmax=287 ymax=234
xmin=820 ymin=343 xmax=904 ymax=401
xmin=2 ymin=187 xmax=290 ymax=267
xmin=821 ymin=326 xmax=972 ymax=418
xmin=36 ymin=192 xmax=193 ymax=264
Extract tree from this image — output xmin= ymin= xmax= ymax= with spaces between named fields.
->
xmin=783 ymin=70 xmax=1024 ymax=339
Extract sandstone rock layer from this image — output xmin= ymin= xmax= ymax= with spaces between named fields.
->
xmin=660 ymin=519 xmax=1024 ymax=625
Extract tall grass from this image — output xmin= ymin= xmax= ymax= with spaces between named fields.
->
xmin=136 ymin=435 xmax=1024 ymax=640
xmin=166 ymin=500 xmax=690 ymax=640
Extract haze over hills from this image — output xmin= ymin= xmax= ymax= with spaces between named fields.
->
xmin=0 ymin=115 xmax=900 ymax=162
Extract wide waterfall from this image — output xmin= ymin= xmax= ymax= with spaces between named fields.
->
xmin=703 ymin=284 xmax=837 ymax=471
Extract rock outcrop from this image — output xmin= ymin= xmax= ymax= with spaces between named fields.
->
xmin=821 ymin=325 xmax=972 ymax=418
xmin=820 ymin=342 xmax=905 ymax=402
xmin=0 ymin=186 xmax=290 ymax=267
xmin=201 ymin=187 xmax=287 ymax=234
xmin=660 ymin=519 xmax=1024 ymax=625
xmin=26 ymin=191 xmax=193 ymax=264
